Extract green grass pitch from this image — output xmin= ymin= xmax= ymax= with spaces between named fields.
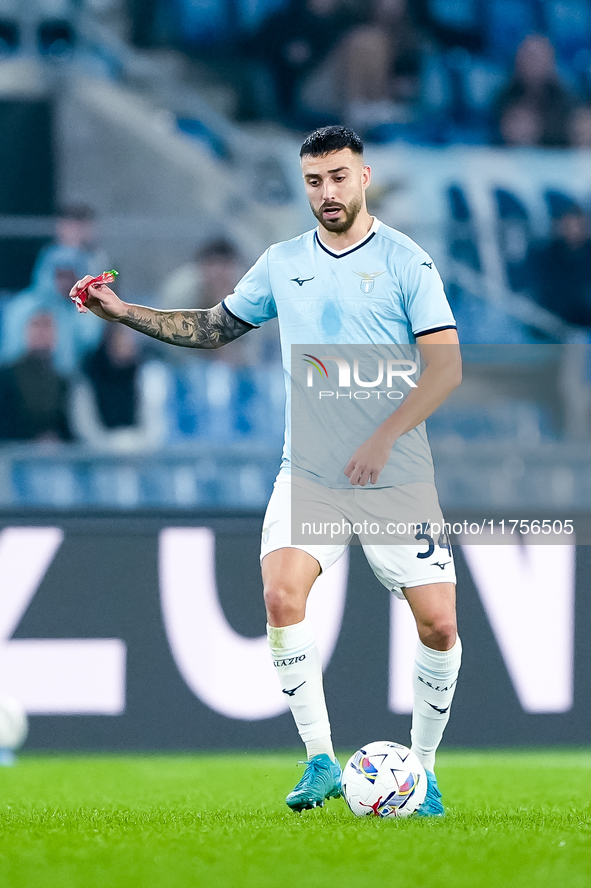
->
xmin=1 ymin=750 xmax=591 ymax=888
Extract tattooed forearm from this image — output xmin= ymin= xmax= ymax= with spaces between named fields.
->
xmin=119 ymin=302 xmax=253 ymax=348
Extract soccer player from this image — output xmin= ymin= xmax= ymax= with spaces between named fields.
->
xmin=71 ymin=126 xmax=462 ymax=817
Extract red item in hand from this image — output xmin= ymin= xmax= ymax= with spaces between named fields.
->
xmin=72 ymin=269 xmax=119 ymax=307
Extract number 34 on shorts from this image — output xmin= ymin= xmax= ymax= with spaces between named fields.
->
xmin=261 ymin=475 xmax=456 ymax=598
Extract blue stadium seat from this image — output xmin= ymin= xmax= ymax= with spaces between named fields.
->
xmin=37 ymin=19 xmax=75 ymax=57
xmin=0 ymin=20 xmax=19 ymax=55
xmin=176 ymin=118 xmax=230 ymax=160
xmin=544 ymin=189 xmax=580 ymax=218
xmin=198 ymin=362 xmax=236 ymax=440
xmin=236 ymin=0 xmax=289 ymax=30
xmin=450 ymin=286 xmax=541 ymax=343
xmin=462 ymin=57 xmax=506 ymax=112
xmin=427 ymin=400 xmax=555 ymax=442
xmin=226 ymin=365 xmax=284 ymax=443
xmin=494 ymin=188 xmax=531 ymax=291
xmin=12 ymin=462 xmax=81 ymax=507
xmin=484 ymin=0 xmax=541 ymax=61
xmin=447 ymin=185 xmax=482 ymax=271
xmin=448 ymin=184 xmax=472 ymax=221
xmin=428 ymin=48 xmax=501 ymax=142
xmin=496 ymin=189 xmax=529 ymax=220
xmin=166 ymin=362 xmax=284 ymax=446
xmin=543 ymin=0 xmax=591 ymax=62
xmin=168 ymin=364 xmax=205 ymax=439
xmin=175 ymin=0 xmax=233 ymax=47
xmin=428 ymin=0 xmax=482 ymax=30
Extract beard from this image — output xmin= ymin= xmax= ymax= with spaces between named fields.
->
xmin=311 ymin=194 xmax=363 ymax=234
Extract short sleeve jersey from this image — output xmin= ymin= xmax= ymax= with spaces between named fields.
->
xmin=223 ymin=219 xmax=456 ymax=487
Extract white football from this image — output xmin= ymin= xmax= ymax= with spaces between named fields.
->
xmin=341 ymin=741 xmax=427 ymax=818
xmin=0 ymin=695 xmax=28 ymax=750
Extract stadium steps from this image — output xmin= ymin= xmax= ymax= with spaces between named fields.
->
xmin=55 ymin=73 xmax=304 ymax=299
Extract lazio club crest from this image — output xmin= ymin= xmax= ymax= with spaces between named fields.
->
xmin=354 ymin=271 xmax=385 ymax=293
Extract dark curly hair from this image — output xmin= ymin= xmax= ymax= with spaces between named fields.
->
xmin=300 ymin=125 xmax=364 ymax=158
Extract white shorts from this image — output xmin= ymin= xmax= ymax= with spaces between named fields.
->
xmin=260 ymin=472 xmax=456 ymax=599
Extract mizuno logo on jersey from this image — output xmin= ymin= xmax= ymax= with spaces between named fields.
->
xmin=262 ymin=520 xmax=279 ymax=543
xmin=421 ymin=261 xmax=433 ymax=269
xmin=354 ymin=271 xmax=385 ymax=293
xmin=291 ymin=277 xmax=314 ymax=286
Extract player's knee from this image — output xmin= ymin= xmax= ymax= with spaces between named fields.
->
xmin=417 ymin=618 xmax=457 ymax=651
xmin=263 ymin=583 xmax=305 ymax=625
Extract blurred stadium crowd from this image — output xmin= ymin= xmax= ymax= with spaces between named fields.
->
xmin=139 ymin=0 xmax=591 ymax=147
xmin=0 ymin=0 xmax=590 ymax=508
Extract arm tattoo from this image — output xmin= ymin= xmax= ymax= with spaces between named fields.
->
xmin=120 ymin=302 xmax=253 ymax=349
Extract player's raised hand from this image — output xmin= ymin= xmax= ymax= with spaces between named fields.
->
xmin=70 ymin=274 xmax=126 ymax=321
xmin=344 ymin=429 xmax=393 ymax=486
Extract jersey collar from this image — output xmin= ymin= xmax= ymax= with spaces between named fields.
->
xmin=315 ymin=217 xmax=381 ymax=259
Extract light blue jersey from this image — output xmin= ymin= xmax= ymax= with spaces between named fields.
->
xmin=223 ymin=219 xmax=456 ymax=487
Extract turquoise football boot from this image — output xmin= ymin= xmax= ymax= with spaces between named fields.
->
xmin=286 ymin=754 xmax=342 ymax=811
xmin=416 ymin=769 xmax=445 ymax=817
